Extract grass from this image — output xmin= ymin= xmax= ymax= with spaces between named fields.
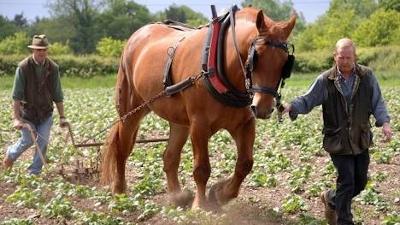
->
xmin=286 ymin=70 xmax=400 ymax=87
xmin=61 ymin=74 xmax=117 ymax=89
xmin=0 ymin=74 xmax=117 ymax=91
xmin=0 ymin=70 xmax=398 ymax=91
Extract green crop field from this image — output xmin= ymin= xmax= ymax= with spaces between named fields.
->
xmin=0 ymin=75 xmax=399 ymax=225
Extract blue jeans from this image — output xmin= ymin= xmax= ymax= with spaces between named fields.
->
xmin=6 ymin=116 xmax=53 ymax=174
xmin=326 ymin=150 xmax=370 ymax=225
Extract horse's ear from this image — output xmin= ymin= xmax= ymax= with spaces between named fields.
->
xmin=256 ymin=10 xmax=268 ymax=33
xmin=283 ymin=15 xmax=296 ymax=39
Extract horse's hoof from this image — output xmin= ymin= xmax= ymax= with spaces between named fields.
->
xmin=170 ymin=189 xmax=194 ymax=208
xmin=111 ymin=182 xmax=126 ymax=194
xmin=208 ymin=181 xmax=225 ymax=208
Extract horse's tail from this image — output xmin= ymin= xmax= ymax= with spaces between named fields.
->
xmin=100 ymin=50 xmax=131 ymax=186
xmin=100 ymin=122 xmax=119 ymax=185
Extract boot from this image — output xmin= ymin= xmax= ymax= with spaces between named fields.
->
xmin=3 ymin=152 xmax=13 ymax=170
xmin=320 ymin=190 xmax=337 ymax=225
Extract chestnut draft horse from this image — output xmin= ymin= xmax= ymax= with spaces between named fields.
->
xmin=101 ymin=6 xmax=296 ymax=210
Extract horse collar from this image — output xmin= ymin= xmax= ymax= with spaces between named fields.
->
xmin=201 ymin=6 xmax=252 ymax=108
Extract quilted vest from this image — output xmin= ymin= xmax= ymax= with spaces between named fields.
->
xmin=19 ymin=56 xmax=57 ymax=125
xmin=322 ymin=65 xmax=373 ymax=155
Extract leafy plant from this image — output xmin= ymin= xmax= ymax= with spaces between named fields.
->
xmin=282 ymin=194 xmax=307 ymax=214
xmin=96 ymin=37 xmax=125 ymax=57
xmin=42 ymin=194 xmax=75 ymax=219
xmin=6 ymin=186 xmax=44 ymax=208
xmin=382 ymin=212 xmax=400 ymax=225
xmin=0 ymin=218 xmax=33 ymax=225
xmin=0 ymin=32 xmax=29 ymax=54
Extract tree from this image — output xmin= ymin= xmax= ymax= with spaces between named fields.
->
xmin=30 ymin=17 xmax=75 ymax=46
xmin=353 ymin=9 xmax=400 ymax=46
xmin=0 ymin=16 xmax=18 ymax=40
xmin=158 ymin=4 xmax=208 ymax=27
xmin=328 ymin=0 xmax=378 ymax=18
xmin=0 ymin=32 xmax=29 ymax=54
xmin=48 ymin=0 xmax=100 ymax=53
xmin=379 ymin=0 xmax=400 ymax=11
xmin=12 ymin=13 xmax=28 ymax=28
xmin=241 ymin=0 xmax=306 ymax=35
xmin=294 ymin=9 xmax=359 ymax=51
xmin=97 ymin=0 xmax=154 ymax=40
xmin=242 ymin=0 xmax=293 ymax=21
xmin=293 ymin=0 xmax=378 ymax=51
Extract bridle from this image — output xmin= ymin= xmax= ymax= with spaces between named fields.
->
xmin=229 ymin=6 xmax=295 ymax=101
xmin=245 ymin=36 xmax=295 ymax=97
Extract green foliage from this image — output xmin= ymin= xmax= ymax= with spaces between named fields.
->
xmin=294 ymin=50 xmax=332 ymax=73
xmin=0 ymin=54 xmax=118 ymax=77
xmin=42 ymin=194 xmax=75 ymax=219
xmin=353 ymin=9 xmax=400 ymax=47
xmin=293 ymin=45 xmax=400 ymax=73
xmin=48 ymin=0 xmax=101 ymax=53
xmin=158 ymin=4 xmax=208 ymax=26
xmin=0 ymin=32 xmax=29 ymax=55
xmin=328 ymin=0 xmax=378 ymax=18
xmin=0 ymin=218 xmax=33 ymax=225
xmin=30 ymin=17 xmax=76 ymax=45
xmin=242 ymin=0 xmax=293 ymax=21
xmin=77 ymin=212 xmax=125 ymax=225
xmin=358 ymin=45 xmax=400 ymax=71
xmin=97 ymin=0 xmax=154 ymax=40
xmin=242 ymin=0 xmax=306 ymax=35
xmin=0 ymin=77 xmax=399 ymax=224
xmin=282 ymin=194 xmax=306 ymax=214
xmin=6 ymin=186 xmax=45 ymax=208
xmin=49 ymin=42 xmax=73 ymax=55
xmin=96 ymin=37 xmax=125 ymax=57
xmin=379 ymin=0 xmax=400 ymax=11
xmin=0 ymin=15 xmax=19 ymax=40
xmin=382 ymin=212 xmax=400 ymax=224
xmin=295 ymin=9 xmax=359 ymax=51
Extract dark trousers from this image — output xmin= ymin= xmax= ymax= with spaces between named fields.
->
xmin=327 ymin=150 xmax=370 ymax=225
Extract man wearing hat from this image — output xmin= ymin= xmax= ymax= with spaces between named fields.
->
xmin=3 ymin=34 xmax=68 ymax=175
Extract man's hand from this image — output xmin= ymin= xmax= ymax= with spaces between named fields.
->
xmin=382 ymin=122 xmax=393 ymax=142
xmin=13 ymin=119 xmax=25 ymax=130
xmin=283 ymin=103 xmax=292 ymax=114
xmin=59 ymin=117 xmax=69 ymax=128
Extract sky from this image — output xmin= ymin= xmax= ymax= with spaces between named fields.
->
xmin=0 ymin=0 xmax=330 ymax=23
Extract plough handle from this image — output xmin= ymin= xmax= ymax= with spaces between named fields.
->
xmin=23 ymin=123 xmax=46 ymax=166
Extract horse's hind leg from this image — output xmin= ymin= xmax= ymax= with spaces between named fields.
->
xmin=208 ymin=118 xmax=255 ymax=207
xmin=163 ymin=122 xmax=193 ymax=208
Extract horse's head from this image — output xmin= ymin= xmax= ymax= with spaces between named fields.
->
xmin=237 ymin=8 xmax=296 ymax=119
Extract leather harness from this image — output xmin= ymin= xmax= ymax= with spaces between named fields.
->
xmin=161 ymin=6 xmax=295 ymax=108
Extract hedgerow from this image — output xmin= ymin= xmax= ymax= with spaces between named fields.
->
xmin=0 ymin=54 xmax=118 ymax=77
xmin=0 ymin=46 xmax=399 ymax=77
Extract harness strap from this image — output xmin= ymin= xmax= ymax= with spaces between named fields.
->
xmin=165 ymin=76 xmax=197 ymax=96
xmin=229 ymin=6 xmax=247 ymax=81
xmin=163 ymin=36 xmax=186 ymax=88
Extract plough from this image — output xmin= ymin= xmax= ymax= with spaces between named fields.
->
xmin=24 ymin=122 xmax=168 ymax=182
xmin=60 ymin=123 xmax=169 ymax=182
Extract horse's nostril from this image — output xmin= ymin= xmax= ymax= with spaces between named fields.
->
xmin=251 ymin=105 xmax=257 ymax=115
xmin=270 ymin=108 xmax=274 ymax=113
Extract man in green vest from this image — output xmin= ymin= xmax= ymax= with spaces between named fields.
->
xmin=283 ymin=38 xmax=392 ymax=225
xmin=3 ymin=34 xmax=68 ymax=175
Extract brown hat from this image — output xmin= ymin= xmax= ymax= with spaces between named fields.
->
xmin=28 ymin=34 xmax=49 ymax=49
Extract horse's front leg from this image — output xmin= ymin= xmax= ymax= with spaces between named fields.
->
xmin=163 ymin=122 xmax=193 ymax=208
xmin=208 ymin=117 xmax=255 ymax=207
xmin=190 ymin=121 xmax=211 ymax=209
